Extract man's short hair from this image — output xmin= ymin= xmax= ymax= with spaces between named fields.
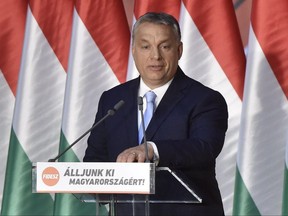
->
xmin=132 ymin=12 xmax=181 ymax=44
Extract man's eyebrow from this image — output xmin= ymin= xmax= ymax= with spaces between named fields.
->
xmin=138 ymin=37 xmax=171 ymax=44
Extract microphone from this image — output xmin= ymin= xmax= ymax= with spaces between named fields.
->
xmin=48 ymin=100 xmax=125 ymax=162
xmin=138 ymin=96 xmax=150 ymax=163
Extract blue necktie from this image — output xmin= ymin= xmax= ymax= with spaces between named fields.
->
xmin=138 ymin=91 xmax=156 ymax=144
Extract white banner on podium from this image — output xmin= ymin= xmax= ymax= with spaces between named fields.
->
xmin=34 ymin=162 xmax=155 ymax=194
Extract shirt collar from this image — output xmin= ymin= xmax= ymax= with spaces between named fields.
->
xmin=138 ymin=78 xmax=173 ymax=107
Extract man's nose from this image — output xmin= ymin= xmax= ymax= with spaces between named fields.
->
xmin=150 ymin=47 xmax=161 ymax=59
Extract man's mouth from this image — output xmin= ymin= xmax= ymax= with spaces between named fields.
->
xmin=149 ymin=65 xmax=164 ymax=70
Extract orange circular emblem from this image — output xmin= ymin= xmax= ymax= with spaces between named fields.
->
xmin=42 ymin=167 xmax=60 ymax=186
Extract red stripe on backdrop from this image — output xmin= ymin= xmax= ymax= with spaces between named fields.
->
xmin=29 ymin=0 xmax=74 ymax=72
xmin=251 ymin=0 xmax=288 ymax=99
xmin=0 ymin=0 xmax=28 ymax=95
xmin=134 ymin=0 xmax=181 ymax=20
xmin=75 ymin=0 xmax=130 ymax=83
xmin=183 ymin=0 xmax=246 ymax=100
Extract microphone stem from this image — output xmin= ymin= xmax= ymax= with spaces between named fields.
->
xmin=49 ymin=112 xmax=111 ymax=162
xmin=48 ymin=100 xmax=124 ymax=162
xmin=140 ymin=111 xmax=150 ymax=163
xmin=138 ymin=96 xmax=150 ymax=163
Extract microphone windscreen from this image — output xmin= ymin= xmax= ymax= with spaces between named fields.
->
xmin=114 ymin=100 xmax=125 ymax=111
xmin=138 ymin=96 xmax=143 ymax=105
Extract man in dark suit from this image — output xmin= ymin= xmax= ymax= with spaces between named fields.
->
xmin=84 ymin=12 xmax=228 ymax=215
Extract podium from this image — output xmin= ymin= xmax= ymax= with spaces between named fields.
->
xmin=32 ymin=162 xmax=201 ymax=216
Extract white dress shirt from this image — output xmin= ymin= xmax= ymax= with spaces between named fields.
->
xmin=138 ymin=78 xmax=173 ymax=165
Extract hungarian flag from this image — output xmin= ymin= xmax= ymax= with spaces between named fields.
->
xmin=0 ymin=0 xmax=27 ymax=211
xmin=233 ymin=0 xmax=288 ymax=215
xmin=1 ymin=0 xmax=130 ymax=215
xmin=53 ymin=1 xmax=130 ymax=215
xmin=1 ymin=0 xmax=73 ymax=215
xmin=179 ymin=1 xmax=246 ymax=214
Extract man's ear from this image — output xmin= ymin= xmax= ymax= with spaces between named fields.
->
xmin=132 ymin=45 xmax=136 ymax=58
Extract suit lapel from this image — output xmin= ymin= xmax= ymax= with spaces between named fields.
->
xmin=121 ymin=78 xmax=140 ymax=146
xmin=124 ymin=70 xmax=191 ymax=145
xmin=145 ymin=68 xmax=190 ymax=140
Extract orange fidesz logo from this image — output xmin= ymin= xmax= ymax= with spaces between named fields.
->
xmin=42 ymin=167 xmax=60 ymax=186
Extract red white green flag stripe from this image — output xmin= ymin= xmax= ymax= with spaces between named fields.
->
xmin=179 ymin=1 xmax=246 ymax=214
xmin=53 ymin=1 xmax=130 ymax=215
xmin=233 ymin=0 xmax=288 ymax=215
xmin=1 ymin=0 xmax=73 ymax=215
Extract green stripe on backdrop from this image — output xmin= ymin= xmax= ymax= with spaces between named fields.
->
xmin=282 ymin=166 xmax=288 ymax=215
xmin=233 ymin=166 xmax=261 ymax=216
xmin=1 ymin=129 xmax=54 ymax=216
xmin=53 ymin=131 xmax=108 ymax=216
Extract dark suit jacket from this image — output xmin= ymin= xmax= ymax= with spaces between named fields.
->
xmin=84 ymin=67 xmax=228 ymax=215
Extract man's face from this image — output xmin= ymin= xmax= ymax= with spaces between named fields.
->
xmin=132 ymin=22 xmax=183 ymax=89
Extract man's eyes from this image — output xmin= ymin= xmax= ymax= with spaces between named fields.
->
xmin=160 ymin=45 xmax=170 ymax=49
xmin=141 ymin=45 xmax=149 ymax=49
xmin=140 ymin=44 xmax=171 ymax=50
